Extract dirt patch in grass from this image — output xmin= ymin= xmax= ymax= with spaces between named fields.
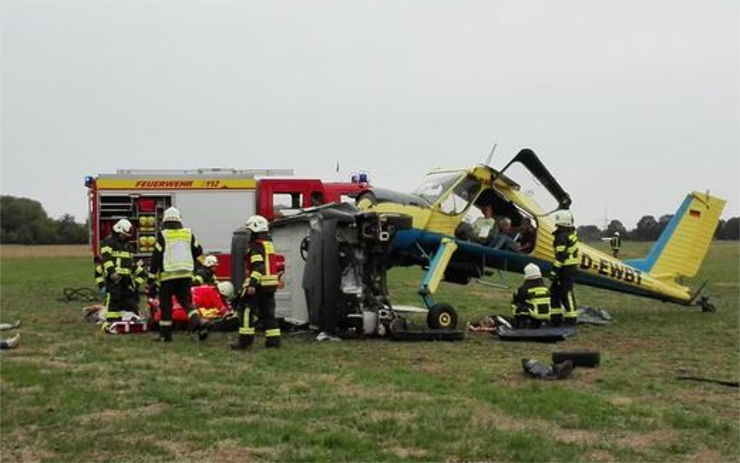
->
xmin=586 ymin=449 xmax=617 ymax=462
xmin=683 ymin=445 xmax=725 ymax=462
xmin=614 ymin=429 xmax=678 ymax=451
xmin=466 ymin=398 xmax=599 ymax=445
xmin=0 ymin=244 xmax=91 ymax=259
xmin=367 ymin=410 xmax=416 ymax=424
xmin=391 ymin=446 xmax=428 ymax=459
xmin=607 ymin=396 xmax=634 ymax=406
xmin=75 ymin=403 xmax=168 ymax=426
xmin=309 ymin=372 xmax=435 ymax=402
xmin=0 ymin=427 xmax=55 ymax=462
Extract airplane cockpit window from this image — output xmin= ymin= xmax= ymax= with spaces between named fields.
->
xmin=439 ymin=175 xmax=482 ymax=215
xmin=412 ymin=171 xmax=466 ymax=204
xmin=502 ymin=162 xmax=561 ymax=214
xmin=461 ymin=187 xmax=538 ymax=254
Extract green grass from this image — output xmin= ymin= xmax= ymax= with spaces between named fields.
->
xmin=1 ymin=241 xmax=739 ymax=462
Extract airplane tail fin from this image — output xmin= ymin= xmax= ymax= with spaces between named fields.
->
xmin=627 ymin=191 xmax=726 ymax=280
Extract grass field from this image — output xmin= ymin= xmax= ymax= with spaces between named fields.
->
xmin=1 ymin=241 xmax=738 ymax=462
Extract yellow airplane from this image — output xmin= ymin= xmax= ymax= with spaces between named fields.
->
xmin=356 ymin=149 xmax=726 ymax=328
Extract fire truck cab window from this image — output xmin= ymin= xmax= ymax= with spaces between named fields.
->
xmin=273 ymin=193 xmax=303 ymax=215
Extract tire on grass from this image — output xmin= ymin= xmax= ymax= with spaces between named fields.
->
xmin=552 ymin=350 xmax=600 ymax=367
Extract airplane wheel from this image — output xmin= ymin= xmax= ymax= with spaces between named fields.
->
xmin=427 ymin=303 xmax=458 ymax=330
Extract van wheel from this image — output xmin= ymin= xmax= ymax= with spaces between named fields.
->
xmin=427 ymin=303 xmax=458 ymax=330
xmin=299 ymin=236 xmax=310 ymax=261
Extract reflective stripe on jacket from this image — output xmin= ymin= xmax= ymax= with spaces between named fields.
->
xmin=246 ymin=239 xmax=279 ymax=290
xmin=512 ymin=280 xmax=552 ymax=321
xmin=100 ymin=235 xmax=135 ymax=279
xmin=161 ymin=228 xmax=194 ymax=280
xmin=552 ymin=228 xmax=579 ymax=269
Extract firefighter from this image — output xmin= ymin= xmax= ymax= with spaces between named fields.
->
xmin=511 ymin=263 xmax=553 ymax=329
xmin=610 ymin=231 xmax=621 ymax=258
xmin=549 ymin=210 xmax=579 ymax=326
xmin=93 ymin=256 xmax=106 ymax=298
xmin=231 ymin=215 xmax=281 ymax=350
xmin=100 ymin=219 xmax=140 ymax=321
xmin=192 ymin=255 xmax=218 ymax=286
xmin=148 ymin=207 xmax=207 ymax=342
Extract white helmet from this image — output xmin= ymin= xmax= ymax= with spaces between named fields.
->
xmin=113 ymin=219 xmax=133 ymax=236
xmin=203 ymin=255 xmax=219 ymax=268
xmin=553 ymin=209 xmax=574 ymax=227
xmin=217 ymin=281 xmax=234 ymax=298
xmin=614 ymin=231 xmax=620 ymax=236
xmin=163 ymin=207 xmax=182 ymax=223
xmin=523 ymin=263 xmax=542 ymax=280
xmin=245 ymin=215 xmax=269 ymax=233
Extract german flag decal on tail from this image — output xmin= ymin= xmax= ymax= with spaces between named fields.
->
xmin=626 ymin=192 xmax=726 ymax=280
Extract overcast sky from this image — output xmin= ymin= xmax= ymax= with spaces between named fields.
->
xmin=2 ymin=0 xmax=738 ymax=228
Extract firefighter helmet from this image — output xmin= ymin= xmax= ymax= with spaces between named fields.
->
xmin=217 ymin=281 xmax=234 ymax=298
xmin=203 ymin=255 xmax=218 ymax=268
xmin=614 ymin=231 xmax=620 ymax=236
xmin=113 ymin=219 xmax=133 ymax=236
xmin=553 ymin=210 xmax=574 ymax=227
xmin=523 ymin=263 xmax=542 ymax=280
xmin=245 ymin=215 xmax=269 ymax=233
xmin=163 ymin=207 xmax=182 ymax=223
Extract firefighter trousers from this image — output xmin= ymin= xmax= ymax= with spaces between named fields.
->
xmin=550 ymin=267 xmax=577 ymax=325
xmin=159 ymin=277 xmax=203 ymax=339
xmin=105 ymin=277 xmax=138 ymax=321
xmin=237 ymin=291 xmax=280 ymax=347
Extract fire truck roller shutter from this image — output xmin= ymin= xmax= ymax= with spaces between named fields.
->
xmin=175 ymin=191 xmax=256 ymax=255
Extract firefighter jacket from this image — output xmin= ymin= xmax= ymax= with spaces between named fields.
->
xmin=100 ymin=234 xmax=136 ymax=283
xmin=511 ymin=278 xmax=552 ymax=321
xmin=245 ymin=237 xmax=280 ymax=292
xmin=610 ymin=235 xmax=621 ymax=250
xmin=132 ymin=263 xmax=147 ymax=288
xmin=552 ymin=227 xmax=579 ymax=273
xmin=192 ymin=266 xmax=216 ymax=286
xmin=149 ymin=226 xmax=204 ymax=283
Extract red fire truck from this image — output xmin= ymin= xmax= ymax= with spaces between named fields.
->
xmin=85 ymin=168 xmax=368 ymax=278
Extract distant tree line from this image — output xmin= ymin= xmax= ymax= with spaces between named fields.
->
xmin=1 ymin=194 xmax=738 ymax=244
xmin=0 ymin=196 xmax=88 ymax=244
xmin=577 ymin=215 xmax=740 ymax=242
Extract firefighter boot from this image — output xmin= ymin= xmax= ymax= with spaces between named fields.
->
xmin=230 ymin=334 xmax=254 ymax=351
xmin=265 ymin=336 xmax=281 ymax=349
xmin=188 ymin=311 xmax=208 ymax=341
xmin=155 ymin=324 xmax=173 ymax=343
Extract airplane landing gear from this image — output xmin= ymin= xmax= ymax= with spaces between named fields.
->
xmin=698 ymin=296 xmax=716 ymax=313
